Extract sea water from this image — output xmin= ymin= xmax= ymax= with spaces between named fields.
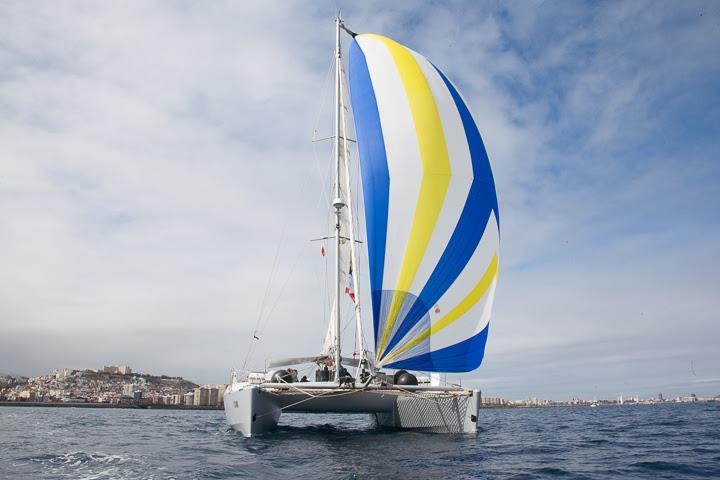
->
xmin=1 ymin=402 xmax=718 ymax=479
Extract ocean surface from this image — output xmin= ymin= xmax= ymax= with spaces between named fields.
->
xmin=1 ymin=402 xmax=719 ymax=479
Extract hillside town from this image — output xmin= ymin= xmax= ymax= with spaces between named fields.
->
xmin=0 ymin=366 xmax=226 ymax=408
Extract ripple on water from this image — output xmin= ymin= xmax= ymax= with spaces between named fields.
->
xmin=1 ymin=403 xmax=720 ymax=479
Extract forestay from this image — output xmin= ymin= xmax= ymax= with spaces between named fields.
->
xmin=348 ymin=34 xmax=499 ymax=372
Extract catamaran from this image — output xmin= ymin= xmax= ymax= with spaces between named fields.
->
xmin=224 ymin=16 xmax=499 ymax=436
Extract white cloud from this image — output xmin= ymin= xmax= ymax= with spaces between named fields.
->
xmin=1 ymin=1 xmax=718 ymax=399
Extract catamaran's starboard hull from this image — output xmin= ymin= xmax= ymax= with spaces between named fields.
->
xmin=223 ymin=383 xmax=479 ymax=437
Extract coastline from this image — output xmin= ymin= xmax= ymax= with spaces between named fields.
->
xmin=0 ymin=401 xmax=222 ymax=410
xmin=3 ymin=400 xmax=714 ymax=411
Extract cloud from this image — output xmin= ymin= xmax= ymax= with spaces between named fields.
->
xmin=1 ymin=1 xmax=719 ymax=399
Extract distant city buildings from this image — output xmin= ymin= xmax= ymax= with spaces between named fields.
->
xmin=17 ymin=390 xmax=36 ymax=401
xmin=481 ymin=396 xmax=506 ymax=406
xmin=477 ymin=393 xmax=716 ymax=408
xmin=121 ymin=383 xmax=136 ymax=397
xmin=1 ymin=368 xmax=714 ymax=408
xmin=193 ymin=386 xmax=209 ymax=406
xmin=192 ymin=385 xmax=226 ymax=407
xmin=0 ymin=366 xmax=211 ymax=406
xmin=103 ymin=365 xmax=133 ymax=375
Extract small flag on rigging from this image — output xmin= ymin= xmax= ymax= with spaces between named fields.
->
xmin=345 ymin=260 xmax=356 ymax=303
xmin=321 ymin=245 xmax=325 ymax=256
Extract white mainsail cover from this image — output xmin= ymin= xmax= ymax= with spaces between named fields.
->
xmin=348 ymin=34 xmax=500 ymax=372
xmin=321 ymin=84 xmax=357 ymax=358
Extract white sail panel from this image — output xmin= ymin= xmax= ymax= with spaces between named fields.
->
xmin=430 ymin=277 xmax=497 ymax=350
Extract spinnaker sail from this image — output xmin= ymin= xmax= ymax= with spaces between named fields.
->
xmin=348 ymin=34 xmax=499 ymax=372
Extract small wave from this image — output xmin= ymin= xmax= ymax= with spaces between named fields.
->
xmin=648 ymin=419 xmax=688 ymax=427
xmin=34 ymin=451 xmax=129 ymax=465
xmin=19 ymin=451 xmax=155 ymax=480
xmin=631 ymin=460 xmax=711 ymax=476
xmin=534 ymin=466 xmax=575 ymax=477
xmin=585 ymin=438 xmax=610 ymax=445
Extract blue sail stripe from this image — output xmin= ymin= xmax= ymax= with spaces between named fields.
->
xmin=348 ymin=40 xmax=390 ymax=346
xmin=380 ymin=65 xmax=499 ymax=361
xmin=384 ymin=322 xmax=490 ymax=372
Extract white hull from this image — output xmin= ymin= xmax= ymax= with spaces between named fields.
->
xmin=223 ymin=382 xmax=480 ymax=437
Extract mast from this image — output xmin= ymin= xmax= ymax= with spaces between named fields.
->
xmin=331 ymin=15 xmax=344 ymax=381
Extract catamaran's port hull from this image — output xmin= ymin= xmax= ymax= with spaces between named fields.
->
xmin=223 ymin=383 xmax=480 ymax=437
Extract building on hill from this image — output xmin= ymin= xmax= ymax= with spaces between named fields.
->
xmin=122 ymin=383 xmax=135 ymax=397
xmin=103 ymin=365 xmax=132 ymax=375
xmin=18 ymin=390 xmax=36 ymax=401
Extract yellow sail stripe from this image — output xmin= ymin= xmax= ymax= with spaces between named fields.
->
xmin=364 ymin=35 xmax=452 ymax=360
xmin=381 ymin=253 xmax=498 ymax=365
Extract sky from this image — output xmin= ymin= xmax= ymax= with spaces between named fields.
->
xmin=1 ymin=1 xmax=719 ymax=400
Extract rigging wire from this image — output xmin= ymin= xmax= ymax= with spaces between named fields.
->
xmin=241 ymin=220 xmax=288 ymax=373
xmin=311 ymin=49 xmax=340 ymax=346
xmin=256 ymin=153 xmax=338 ymax=338
xmin=242 ymin=48 xmax=341 ymax=373
xmin=311 ymin=49 xmax=337 ymax=199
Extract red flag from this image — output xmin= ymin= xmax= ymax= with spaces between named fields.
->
xmin=321 ymin=245 xmax=325 ymax=256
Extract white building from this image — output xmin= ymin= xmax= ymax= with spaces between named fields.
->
xmin=122 ymin=383 xmax=136 ymax=397
xmin=103 ymin=365 xmax=133 ymax=375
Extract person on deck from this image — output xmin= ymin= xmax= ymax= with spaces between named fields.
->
xmin=338 ymin=365 xmax=355 ymax=388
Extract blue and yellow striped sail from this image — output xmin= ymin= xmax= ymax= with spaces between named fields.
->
xmin=348 ymin=34 xmax=499 ymax=372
